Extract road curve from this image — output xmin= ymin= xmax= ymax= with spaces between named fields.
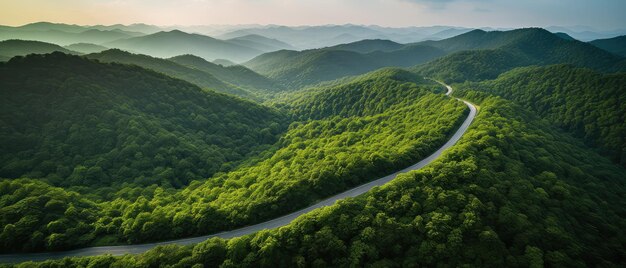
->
xmin=0 ymin=81 xmax=477 ymax=264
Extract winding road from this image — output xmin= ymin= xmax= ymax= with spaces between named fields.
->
xmin=0 ymin=81 xmax=477 ymax=264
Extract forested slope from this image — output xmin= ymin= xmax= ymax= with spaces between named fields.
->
xmin=0 ymin=67 xmax=467 ymax=253
xmin=244 ymin=45 xmax=444 ymax=89
xmin=168 ymin=54 xmax=283 ymax=94
xmin=457 ymin=64 xmax=626 ymax=166
xmin=415 ymin=28 xmax=626 ymax=82
xmin=85 ymin=49 xmax=255 ymax=98
xmin=16 ymin=88 xmax=626 ymax=267
xmin=0 ymin=52 xmax=287 ymax=189
xmin=0 ymin=40 xmax=79 ymax=59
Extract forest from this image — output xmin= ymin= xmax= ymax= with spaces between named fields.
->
xmin=10 ymin=90 xmax=625 ymax=267
xmin=1 ymin=25 xmax=625 ymax=267
xmin=0 ymin=55 xmax=467 ymax=252
xmin=456 ymin=64 xmax=626 ymax=166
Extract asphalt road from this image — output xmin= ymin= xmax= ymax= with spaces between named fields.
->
xmin=0 ymin=82 xmax=477 ymax=264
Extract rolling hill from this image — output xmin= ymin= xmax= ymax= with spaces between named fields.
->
xmin=104 ymin=30 xmax=265 ymax=62
xmin=457 ymin=64 xmax=626 ymax=166
xmin=0 ymin=39 xmax=79 ymax=59
xmin=245 ymin=44 xmax=445 ymax=88
xmin=415 ymin=28 xmax=626 ymax=82
xmin=0 ymin=22 xmax=143 ymax=45
xmin=64 ymin=43 xmax=108 ymax=54
xmin=168 ymin=54 xmax=283 ymax=93
xmin=590 ymin=35 xmax=626 ymax=57
xmin=85 ymin=49 xmax=255 ymax=98
xmin=326 ymin=39 xmax=405 ymax=53
xmin=225 ymin=34 xmax=295 ymax=52
xmin=0 ymin=65 xmax=467 ymax=252
xmin=0 ymin=52 xmax=286 ymax=189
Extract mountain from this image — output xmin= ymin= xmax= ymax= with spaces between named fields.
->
xmin=213 ymin=58 xmax=237 ymax=66
xmin=85 ymin=49 xmax=255 ymax=98
xmin=104 ymin=30 xmax=264 ymax=62
xmin=546 ymin=26 xmax=626 ymax=41
xmin=0 ymin=52 xmax=286 ymax=189
xmin=245 ymin=44 xmax=445 ymax=88
xmin=0 ymin=66 xmax=468 ymax=252
xmin=168 ymin=54 xmax=283 ymax=93
xmin=218 ymin=25 xmax=384 ymax=49
xmin=459 ymin=64 xmax=626 ymax=166
xmin=226 ymin=34 xmax=295 ymax=52
xmin=327 ymin=39 xmax=405 ymax=53
xmin=0 ymin=24 xmax=143 ymax=45
xmin=0 ymin=39 xmax=79 ymax=59
xmin=25 ymin=71 xmax=626 ymax=267
xmin=415 ymin=28 xmax=626 ymax=82
xmin=88 ymin=23 xmax=162 ymax=34
xmin=589 ymin=35 xmax=626 ymax=57
xmin=217 ymin=25 xmax=476 ymax=49
xmin=64 ymin=43 xmax=108 ymax=54
xmin=554 ymin=32 xmax=576 ymax=40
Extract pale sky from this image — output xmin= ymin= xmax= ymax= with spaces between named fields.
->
xmin=1 ymin=0 xmax=625 ymax=30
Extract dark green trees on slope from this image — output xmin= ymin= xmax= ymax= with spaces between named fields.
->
xmin=18 ymin=92 xmax=626 ymax=267
xmin=0 ymin=52 xmax=287 ymax=188
xmin=0 ymin=39 xmax=79 ymax=59
xmin=590 ymin=35 xmax=626 ymax=57
xmin=244 ymin=45 xmax=444 ymax=89
xmin=85 ymin=49 xmax=257 ymax=99
xmin=168 ymin=54 xmax=284 ymax=94
xmin=457 ymin=64 xmax=626 ymax=166
xmin=415 ymin=28 xmax=626 ymax=82
xmin=0 ymin=66 xmax=467 ymax=252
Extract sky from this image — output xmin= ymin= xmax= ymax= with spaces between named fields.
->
xmin=1 ymin=0 xmax=625 ymax=30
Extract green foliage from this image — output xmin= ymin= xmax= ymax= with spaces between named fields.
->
xmin=457 ymin=64 xmax=626 ymax=166
xmin=0 ymin=39 xmax=79 ymax=59
xmin=415 ymin=28 xmax=626 ymax=82
xmin=103 ymin=30 xmax=263 ymax=63
xmin=0 ymin=65 xmax=466 ymax=252
xmin=244 ymin=45 xmax=444 ymax=89
xmin=590 ymin=35 xmax=626 ymax=57
xmin=0 ymin=52 xmax=287 ymax=189
xmin=168 ymin=54 xmax=283 ymax=94
xmin=18 ymin=95 xmax=626 ymax=267
xmin=86 ymin=49 xmax=256 ymax=98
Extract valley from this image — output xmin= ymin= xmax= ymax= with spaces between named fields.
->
xmin=0 ymin=5 xmax=625 ymax=266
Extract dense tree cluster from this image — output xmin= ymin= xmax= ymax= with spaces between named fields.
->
xmin=0 ymin=61 xmax=467 ymax=252
xmin=244 ymin=45 xmax=444 ymax=89
xmin=0 ymin=53 xmax=287 ymax=189
xmin=457 ymin=64 xmax=626 ymax=166
xmin=85 ymin=49 xmax=256 ymax=98
xmin=15 ymin=94 xmax=625 ymax=267
xmin=415 ymin=28 xmax=626 ymax=83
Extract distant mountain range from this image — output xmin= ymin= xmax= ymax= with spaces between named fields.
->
xmin=414 ymin=28 xmax=626 ymax=82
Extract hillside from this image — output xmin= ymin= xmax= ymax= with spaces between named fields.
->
xmin=245 ymin=45 xmax=444 ymax=88
xmin=85 ymin=49 xmax=255 ymax=98
xmin=0 ymin=23 xmax=143 ymax=45
xmin=104 ymin=30 xmax=264 ymax=62
xmin=457 ymin=64 xmax=626 ymax=166
xmin=327 ymin=39 xmax=405 ymax=53
xmin=64 ymin=43 xmax=108 ymax=54
xmin=0 ymin=52 xmax=286 ymax=189
xmin=168 ymin=54 xmax=284 ymax=93
xmin=590 ymin=35 xmax=626 ymax=57
xmin=225 ymin=34 xmax=295 ymax=52
xmin=18 ymin=82 xmax=626 ymax=267
xmin=0 ymin=68 xmax=467 ymax=252
xmin=0 ymin=39 xmax=79 ymax=59
xmin=415 ymin=28 xmax=626 ymax=82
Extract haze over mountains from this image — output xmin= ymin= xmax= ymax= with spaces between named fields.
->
xmin=1 ymin=17 xmax=626 ymax=267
